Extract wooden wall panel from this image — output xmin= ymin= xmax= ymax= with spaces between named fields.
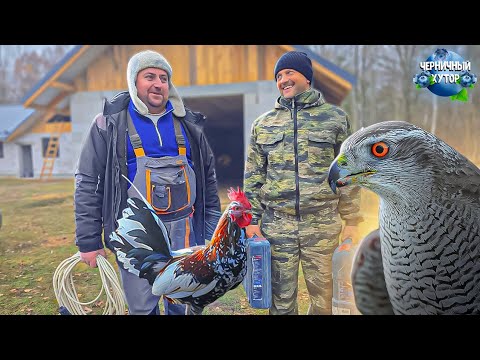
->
xmin=195 ymin=46 xmax=210 ymax=85
xmin=69 ymin=45 xmax=351 ymax=104
xmin=246 ymin=45 xmax=258 ymax=82
xmin=85 ymin=47 xmax=119 ymax=91
xmin=194 ymin=45 xmax=257 ymax=85
xmin=137 ymin=45 xmax=191 ymax=86
xmin=231 ymin=46 xmax=244 ymax=83
xmin=217 ymin=46 xmax=231 ymax=84
xmin=72 ymin=45 xmax=295 ymax=90
xmin=78 ymin=45 xmax=192 ymax=92
xmin=263 ymin=46 xmax=287 ymax=81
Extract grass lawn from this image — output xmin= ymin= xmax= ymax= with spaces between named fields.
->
xmin=0 ymin=177 xmax=378 ymax=315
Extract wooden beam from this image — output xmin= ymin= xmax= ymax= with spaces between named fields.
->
xmin=8 ymin=91 xmax=72 ymax=141
xmin=23 ymin=45 xmax=90 ymax=108
xmin=46 ymin=92 xmax=70 ymax=110
xmin=38 ymin=92 xmax=71 ymax=124
xmin=312 ymin=61 xmax=352 ymax=93
xmin=50 ymin=81 xmax=76 ymax=92
xmin=29 ymin=104 xmax=70 ymax=116
xmin=7 ymin=92 xmax=70 ymax=141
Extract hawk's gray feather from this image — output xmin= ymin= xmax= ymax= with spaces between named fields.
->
xmin=329 ymin=121 xmax=480 ymax=315
xmin=351 ymin=229 xmax=394 ymax=315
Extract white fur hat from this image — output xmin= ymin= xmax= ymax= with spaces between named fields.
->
xmin=127 ymin=50 xmax=185 ymax=116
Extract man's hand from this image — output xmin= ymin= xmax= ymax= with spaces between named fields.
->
xmin=80 ymin=248 xmax=107 ymax=268
xmin=245 ymin=224 xmax=265 ymax=239
xmin=342 ymin=225 xmax=359 ymax=244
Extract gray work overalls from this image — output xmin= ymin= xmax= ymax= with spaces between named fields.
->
xmin=118 ymin=111 xmax=196 ymax=315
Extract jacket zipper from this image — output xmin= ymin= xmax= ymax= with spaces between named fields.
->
xmin=292 ymin=98 xmax=300 ymax=222
xmin=153 ymin=108 xmax=174 ymax=147
xmin=110 ymin=119 xmax=120 ymax=226
xmin=155 ymin=125 xmax=163 ymax=147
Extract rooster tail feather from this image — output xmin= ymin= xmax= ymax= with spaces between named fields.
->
xmin=110 ymin=191 xmax=173 ymax=285
xmin=121 ymin=174 xmax=152 ymax=213
xmin=121 ymin=174 xmax=173 ymax=254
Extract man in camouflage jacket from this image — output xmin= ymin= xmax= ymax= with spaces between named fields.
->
xmin=244 ymin=51 xmax=362 ymax=315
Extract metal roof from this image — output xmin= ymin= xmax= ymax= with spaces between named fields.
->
xmin=0 ymin=105 xmax=35 ymax=141
xmin=22 ymin=45 xmax=110 ymax=108
xmin=10 ymin=45 xmax=110 ymax=142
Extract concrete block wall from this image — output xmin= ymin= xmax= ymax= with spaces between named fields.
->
xmin=70 ymin=90 xmax=120 ymax=174
xmin=0 ymin=132 xmax=76 ymax=178
xmin=243 ymin=81 xmax=278 ymax=160
xmin=0 ymin=141 xmax=20 ymax=176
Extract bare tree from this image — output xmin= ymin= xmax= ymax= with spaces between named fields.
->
xmin=11 ymin=45 xmax=72 ymax=103
xmin=308 ymin=45 xmax=351 ymax=70
xmin=0 ymin=45 xmax=25 ymax=103
xmin=376 ymin=45 xmax=427 ymax=123
xmin=312 ymin=44 xmax=480 ymax=166
xmin=309 ymin=45 xmax=378 ymax=129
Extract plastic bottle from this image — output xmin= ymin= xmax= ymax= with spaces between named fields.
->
xmin=243 ymin=235 xmax=272 ymax=309
xmin=332 ymin=238 xmax=360 ymax=315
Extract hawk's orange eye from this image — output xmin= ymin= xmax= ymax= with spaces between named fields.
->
xmin=371 ymin=142 xmax=389 ymax=157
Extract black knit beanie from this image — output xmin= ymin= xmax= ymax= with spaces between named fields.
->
xmin=274 ymin=51 xmax=313 ymax=83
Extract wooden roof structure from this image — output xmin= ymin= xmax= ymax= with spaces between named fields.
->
xmin=12 ymin=45 xmax=356 ymax=142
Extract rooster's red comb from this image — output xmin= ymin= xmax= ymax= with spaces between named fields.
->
xmin=227 ymin=187 xmax=250 ymax=206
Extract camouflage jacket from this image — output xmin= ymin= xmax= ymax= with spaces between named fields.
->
xmin=244 ymin=88 xmax=362 ymax=225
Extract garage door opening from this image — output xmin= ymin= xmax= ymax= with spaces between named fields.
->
xmin=183 ymin=95 xmax=244 ymax=190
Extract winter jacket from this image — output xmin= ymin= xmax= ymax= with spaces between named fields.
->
xmin=244 ymin=88 xmax=362 ymax=225
xmin=74 ymin=91 xmax=221 ymax=252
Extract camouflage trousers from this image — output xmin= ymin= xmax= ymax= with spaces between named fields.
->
xmin=261 ymin=209 xmax=343 ymax=315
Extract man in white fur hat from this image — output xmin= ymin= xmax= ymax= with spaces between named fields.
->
xmin=74 ymin=49 xmax=221 ymax=315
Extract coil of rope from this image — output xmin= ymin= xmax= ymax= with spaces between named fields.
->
xmin=53 ymin=252 xmax=126 ymax=315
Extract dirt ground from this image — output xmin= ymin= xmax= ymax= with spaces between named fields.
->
xmin=0 ymin=178 xmax=378 ymax=315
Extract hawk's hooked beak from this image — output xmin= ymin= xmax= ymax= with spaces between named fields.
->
xmin=328 ymin=154 xmax=377 ymax=194
xmin=328 ymin=160 xmax=343 ymax=194
xmin=329 ymin=154 xmax=352 ymax=194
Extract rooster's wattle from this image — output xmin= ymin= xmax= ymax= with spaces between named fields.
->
xmin=110 ymin=187 xmax=252 ymax=314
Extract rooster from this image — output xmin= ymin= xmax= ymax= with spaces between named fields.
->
xmin=109 ymin=187 xmax=252 ymax=315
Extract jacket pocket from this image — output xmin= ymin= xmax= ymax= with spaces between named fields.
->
xmin=307 ymin=132 xmax=336 ymax=170
xmin=257 ymin=131 xmax=285 ymax=166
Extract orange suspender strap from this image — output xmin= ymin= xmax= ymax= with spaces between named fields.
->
xmin=173 ymin=117 xmax=187 ymax=156
xmin=134 ymin=148 xmax=146 ymax=157
xmin=129 ymin=113 xmax=187 ymax=157
xmin=184 ymin=218 xmax=190 ymax=248
xmin=127 ymin=111 xmax=146 ymax=157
